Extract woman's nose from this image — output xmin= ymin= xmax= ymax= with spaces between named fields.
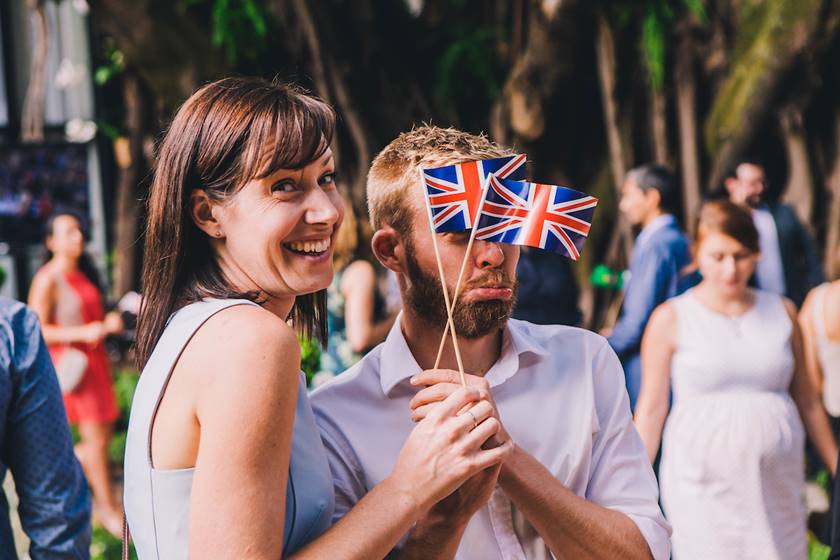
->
xmin=305 ymin=189 xmax=341 ymax=225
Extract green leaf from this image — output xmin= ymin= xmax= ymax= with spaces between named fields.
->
xmin=642 ymin=9 xmax=666 ymax=89
xmin=211 ymin=0 xmax=230 ymax=48
xmin=681 ymin=0 xmax=707 ymax=23
xmin=242 ymin=0 xmax=267 ymax=38
xmin=94 ymin=66 xmax=113 ymax=86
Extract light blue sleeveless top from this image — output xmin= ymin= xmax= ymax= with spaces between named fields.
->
xmin=124 ymin=299 xmax=334 ymax=559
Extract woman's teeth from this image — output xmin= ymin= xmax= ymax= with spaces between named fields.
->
xmin=285 ymin=239 xmax=331 ymax=254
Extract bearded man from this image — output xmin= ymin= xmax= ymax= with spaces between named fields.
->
xmin=310 ymin=126 xmax=671 ymax=559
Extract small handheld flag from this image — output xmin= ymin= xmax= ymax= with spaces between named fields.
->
xmin=475 ymin=175 xmax=598 ymax=261
xmin=422 ymin=154 xmax=527 ymax=233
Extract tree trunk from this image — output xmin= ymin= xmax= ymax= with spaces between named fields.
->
xmin=779 ymin=105 xmax=814 ymax=229
xmin=89 ymin=0 xmax=231 ymax=110
xmin=21 ymin=0 xmax=48 ymax=143
xmin=704 ymin=0 xmax=824 ymax=190
xmin=825 ymin=111 xmax=840 ymax=280
xmin=595 ymin=10 xmax=632 ymax=262
xmin=112 ymin=74 xmax=146 ymax=297
xmin=676 ymin=30 xmax=701 ymax=235
xmin=649 ymin=85 xmax=669 ymax=165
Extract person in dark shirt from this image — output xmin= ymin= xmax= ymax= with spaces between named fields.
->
xmin=0 ymin=297 xmax=90 ymax=559
xmin=724 ymin=160 xmax=823 ymax=307
xmin=512 ymin=247 xmax=582 ymax=326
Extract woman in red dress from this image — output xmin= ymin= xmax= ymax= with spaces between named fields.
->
xmin=28 ymin=212 xmax=123 ymax=536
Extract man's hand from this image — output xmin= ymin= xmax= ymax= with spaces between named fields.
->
xmin=409 ymin=369 xmax=511 ymax=449
xmin=430 ymin=462 xmax=501 ymax=523
xmin=401 ymin=460 xmax=502 ymax=559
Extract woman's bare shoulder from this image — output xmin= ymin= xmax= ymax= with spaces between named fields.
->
xmin=185 ymin=303 xmax=301 ymax=391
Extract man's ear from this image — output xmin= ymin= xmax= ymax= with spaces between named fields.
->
xmin=372 ymin=226 xmax=405 ymax=274
xmin=646 ymin=188 xmax=662 ymax=211
xmin=189 ymin=189 xmax=223 ymax=238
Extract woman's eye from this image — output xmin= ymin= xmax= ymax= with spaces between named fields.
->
xmin=319 ymin=172 xmax=338 ymax=188
xmin=271 ymin=180 xmax=297 ymax=194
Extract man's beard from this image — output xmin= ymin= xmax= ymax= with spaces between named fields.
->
xmin=403 ymin=238 xmax=518 ymax=339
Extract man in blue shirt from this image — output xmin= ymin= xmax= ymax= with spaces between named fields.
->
xmin=0 ymin=297 xmax=90 ymax=558
xmin=607 ymin=165 xmax=693 ymax=411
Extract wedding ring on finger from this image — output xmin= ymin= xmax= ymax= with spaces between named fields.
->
xmin=465 ymin=410 xmax=478 ymax=430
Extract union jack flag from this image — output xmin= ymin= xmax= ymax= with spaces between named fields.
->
xmin=423 ymin=154 xmax=527 ymax=232
xmin=474 ymin=175 xmax=598 ymax=261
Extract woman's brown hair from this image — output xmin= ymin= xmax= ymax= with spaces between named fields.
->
xmin=694 ymin=199 xmax=760 ymax=253
xmin=136 ymin=77 xmax=336 ymax=369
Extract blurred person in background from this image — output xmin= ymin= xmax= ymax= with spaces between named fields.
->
xmin=634 ymin=200 xmax=837 ymax=559
xmin=319 ymin=199 xmax=398 ymax=381
xmin=724 ymin=160 xmax=823 ymax=307
xmin=800 ymin=275 xmax=840 ymax=436
xmin=801 ymin=265 xmax=840 ymax=548
xmin=0 ymin=296 xmax=90 ymax=559
xmin=512 ymin=247 xmax=582 ymax=326
xmin=607 ymin=165 xmax=693 ymax=411
xmin=27 ymin=212 xmax=123 ymax=537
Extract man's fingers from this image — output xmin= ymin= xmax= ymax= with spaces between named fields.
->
xmin=409 ymin=382 xmax=460 ymax=411
xmin=471 ymin=439 xmax=514 ymax=472
xmin=462 ymin=416 xmax=501 ymax=450
xmin=456 ymin=400 xmax=494 ymax=432
xmin=411 ymin=369 xmax=467 ymax=387
xmin=425 ymin=387 xmax=481 ymax=422
xmin=411 ymin=403 xmax=435 ymax=422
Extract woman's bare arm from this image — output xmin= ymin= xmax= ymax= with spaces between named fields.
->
xmin=341 ymin=260 xmax=397 ymax=352
xmin=799 ymin=291 xmax=825 ymax=396
xmin=634 ymin=302 xmax=677 ymax=463
xmin=27 ymin=269 xmax=103 ymax=345
xmin=786 ymin=298 xmax=838 ymax=476
xmin=188 ymin=306 xmax=300 ymax=558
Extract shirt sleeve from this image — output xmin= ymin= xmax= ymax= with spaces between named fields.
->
xmin=608 ymin=244 xmax=677 ymax=359
xmin=311 ymin=399 xmax=368 ymax=524
xmin=5 ymin=306 xmax=91 ymax=559
xmin=586 ymin=338 xmax=672 ymax=560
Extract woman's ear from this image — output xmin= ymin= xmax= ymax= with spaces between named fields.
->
xmin=189 ymin=189 xmax=224 ymax=239
xmin=371 ymin=226 xmax=404 ymax=274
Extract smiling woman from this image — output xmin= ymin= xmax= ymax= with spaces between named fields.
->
xmin=136 ymin=78 xmax=339 ymax=366
xmin=124 ymin=76 xmax=510 ymax=560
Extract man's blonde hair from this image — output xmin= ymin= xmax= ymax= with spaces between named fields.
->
xmin=366 ymin=125 xmax=515 ymax=234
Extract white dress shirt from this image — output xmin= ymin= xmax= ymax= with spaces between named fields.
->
xmin=310 ymin=318 xmax=671 ymax=560
xmin=752 ymin=206 xmax=787 ymax=296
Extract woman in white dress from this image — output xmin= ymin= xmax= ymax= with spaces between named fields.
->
xmin=634 ymin=199 xmax=838 ymax=559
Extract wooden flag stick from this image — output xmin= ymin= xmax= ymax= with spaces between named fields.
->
xmin=421 ymin=169 xmax=467 ymax=386
xmin=433 ymin=174 xmax=494 ymax=369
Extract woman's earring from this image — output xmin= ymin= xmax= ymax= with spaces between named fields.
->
xmin=215 ymin=231 xmax=223 ymax=238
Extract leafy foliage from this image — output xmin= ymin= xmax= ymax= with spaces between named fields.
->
xmin=91 ymin=526 xmax=137 ymax=560
xmin=435 ymin=27 xmax=503 ymax=106
xmin=618 ymin=0 xmax=707 ymax=90
xmin=179 ymin=0 xmax=269 ymax=65
xmin=94 ymin=47 xmax=125 ymax=86
xmin=299 ymin=336 xmax=321 ymax=385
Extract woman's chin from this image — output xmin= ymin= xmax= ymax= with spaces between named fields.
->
xmin=291 ymin=275 xmax=333 ymax=296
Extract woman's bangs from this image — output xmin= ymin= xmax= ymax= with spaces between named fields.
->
xmin=248 ymin=95 xmax=336 ymax=180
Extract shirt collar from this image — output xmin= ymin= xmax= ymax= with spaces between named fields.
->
xmin=378 ymin=314 xmax=550 ymax=396
xmin=636 ymin=213 xmax=676 ymax=248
